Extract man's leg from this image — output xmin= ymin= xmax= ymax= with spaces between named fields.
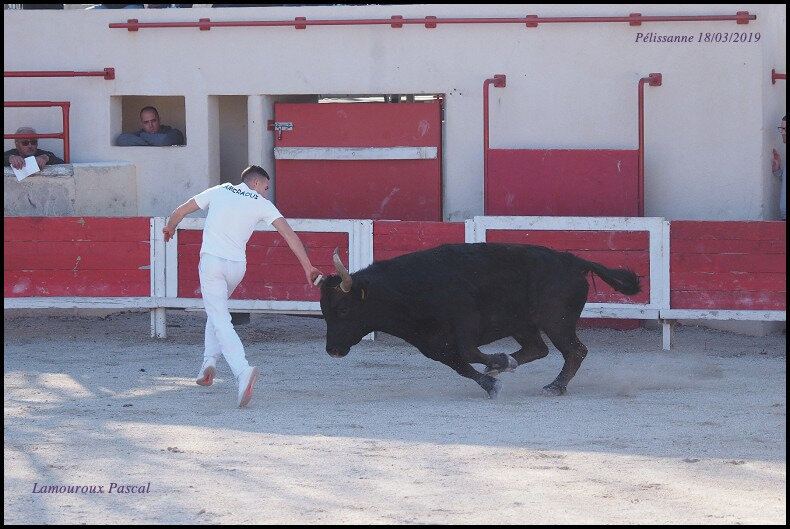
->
xmin=199 ymin=254 xmax=249 ymax=378
xmin=196 ymin=318 xmax=221 ymax=385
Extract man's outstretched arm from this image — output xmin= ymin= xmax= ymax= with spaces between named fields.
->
xmin=163 ymin=199 xmax=200 ymax=242
xmin=272 ymin=217 xmax=322 ymax=285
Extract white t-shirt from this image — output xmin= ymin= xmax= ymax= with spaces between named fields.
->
xmin=192 ymin=182 xmax=283 ymax=262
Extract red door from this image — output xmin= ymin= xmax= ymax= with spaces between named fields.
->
xmin=274 ymin=101 xmax=442 ymax=220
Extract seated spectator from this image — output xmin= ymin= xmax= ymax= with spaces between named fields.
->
xmin=116 ymin=106 xmax=185 ymax=147
xmin=3 ymin=127 xmax=66 ymax=170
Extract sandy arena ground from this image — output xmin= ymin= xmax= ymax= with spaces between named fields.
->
xmin=3 ymin=309 xmax=786 ymax=524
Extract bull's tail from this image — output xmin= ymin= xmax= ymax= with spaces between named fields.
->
xmin=576 ymin=257 xmax=641 ymax=296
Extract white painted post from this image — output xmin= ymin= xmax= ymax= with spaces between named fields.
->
xmin=662 ymin=319 xmax=675 ymax=351
xmin=151 ymin=217 xmax=167 ymax=338
xmin=349 ymin=219 xmax=375 ymax=341
xmin=464 ymin=218 xmax=477 ymax=243
xmin=247 ymin=95 xmax=265 ymax=168
xmin=660 ymin=220 xmax=672 ymax=350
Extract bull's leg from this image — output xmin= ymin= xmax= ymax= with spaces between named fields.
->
xmin=454 ymin=320 xmax=517 ymax=375
xmin=485 ymin=326 xmax=549 ymax=376
xmin=442 ymin=358 xmax=502 ymax=399
xmin=541 ymin=328 xmax=588 ymax=396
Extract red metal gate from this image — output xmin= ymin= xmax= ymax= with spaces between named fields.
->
xmin=273 ymin=101 xmax=442 ymax=220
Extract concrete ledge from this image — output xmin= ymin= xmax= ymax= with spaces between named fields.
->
xmin=4 ymin=162 xmax=137 ymax=216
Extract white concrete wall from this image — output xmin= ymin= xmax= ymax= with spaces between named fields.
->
xmin=4 ymin=163 xmax=137 ymax=216
xmin=3 ymin=4 xmax=786 ymax=220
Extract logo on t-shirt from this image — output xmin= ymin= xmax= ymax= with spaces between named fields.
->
xmin=223 ymin=184 xmax=258 ymax=199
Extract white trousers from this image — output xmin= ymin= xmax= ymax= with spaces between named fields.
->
xmin=199 ymin=253 xmax=249 ymax=378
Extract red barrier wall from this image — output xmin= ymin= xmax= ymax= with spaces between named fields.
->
xmin=486 ymin=149 xmax=639 ymax=216
xmin=670 ymin=221 xmax=786 ymax=310
xmin=177 ymin=230 xmax=348 ymax=301
xmin=373 ymin=221 xmax=465 ymax=261
xmin=4 ymin=217 xmax=150 ymax=297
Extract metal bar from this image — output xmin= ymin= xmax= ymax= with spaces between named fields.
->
xmin=772 ymin=68 xmax=786 ymax=84
xmin=62 ymin=102 xmax=70 ymax=163
xmin=3 ymin=101 xmax=71 ymax=163
xmin=483 ymin=75 xmax=506 ymax=216
xmin=109 ymin=12 xmax=755 ymax=31
xmin=638 ymin=73 xmax=661 ymax=217
xmin=4 ymin=100 xmax=71 ymax=107
xmin=4 ymin=68 xmax=115 ymax=80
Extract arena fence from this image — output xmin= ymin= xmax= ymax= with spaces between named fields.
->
xmin=4 ymin=216 xmax=785 ymax=349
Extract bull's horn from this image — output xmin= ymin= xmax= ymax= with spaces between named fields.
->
xmin=333 ymin=247 xmax=353 ymax=293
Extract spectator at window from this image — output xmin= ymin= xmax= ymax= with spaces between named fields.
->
xmin=116 ymin=106 xmax=185 ymax=147
xmin=3 ymin=127 xmax=65 ymax=170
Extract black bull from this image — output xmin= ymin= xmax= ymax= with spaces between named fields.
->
xmin=319 ymin=243 xmax=641 ymax=398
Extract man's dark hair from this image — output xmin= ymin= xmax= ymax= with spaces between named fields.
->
xmin=140 ymin=106 xmax=160 ymax=118
xmin=241 ymin=165 xmax=270 ymax=184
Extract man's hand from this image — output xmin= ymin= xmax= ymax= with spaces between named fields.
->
xmin=307 ymin=267 xmax=322 ymax=286
xmin=773 ymin=149 xmax=782 ymax=172
xmin=162 ymin=225 xmax=176 ymax=243
xmin=35 ymin=154 xmax=50 ymax=170
xmin=162 ymin=199 xmax=199 ymax=243
xmin=8 ymin=155 xmax=24 ymax=170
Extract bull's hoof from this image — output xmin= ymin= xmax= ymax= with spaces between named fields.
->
xmin=486 ymin=378 xmax=503 ymax=399
xmin=542 ymin=383 xmax=567 ymax=396
xmin=483 ymin=354 xmax=518 ymax=377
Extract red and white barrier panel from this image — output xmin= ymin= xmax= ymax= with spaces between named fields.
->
xmin=467 ymin=216 xmax=664 ymax=321
xmin=156 ymin=218 xmax=373 ymax=337
xmin=4 ymin=216 xmax=157 ymax=306
xmin=373 ymin=220 xmax=465 ymax=262
xmin=660 ymin=221 xmax=786 ymax=349
xmin=4 ymin=217 xmax=785 ymax=348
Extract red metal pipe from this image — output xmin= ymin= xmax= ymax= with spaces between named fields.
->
xmin=109 ymin=12 xmax=755 ymax=31
xmin=772 ymin=68 xmax=786 ymax=84
xmin=4 ymin=68 xmax=115 ymax=80
xmin=62 ymin=103 xmax=70 ymax=165
xmin=638 ymin=73 xmax=662 ymax=217
xmin=4 ymin=101 xmax=71 ymax=163
xmin=483 ymin=75 xmax=506 ymax=216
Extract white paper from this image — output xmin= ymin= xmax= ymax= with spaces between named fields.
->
xmin=12 ymin=156 xmax=40 ymax=181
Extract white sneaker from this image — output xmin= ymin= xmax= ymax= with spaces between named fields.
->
xmin=196 ymin=359 xmax=216 ymax=387
xmin=237 ymin=366 xmax=260 ymax=408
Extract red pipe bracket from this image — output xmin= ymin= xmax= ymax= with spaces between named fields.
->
xmin=629 ymin=13 xmax=642 ymax=26
xmin=647 ymin=73 xmax=662 ymax=86
xmin=390 ymin=15 xmax=403 ymax=28
xmin=525 ymin=15 xmax=539 ymax=28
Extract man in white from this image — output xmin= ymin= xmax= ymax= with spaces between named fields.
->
xmin=163 ymin=165 xmax=322 ymax=407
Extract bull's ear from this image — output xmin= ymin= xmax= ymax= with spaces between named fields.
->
xmin=356 ymin=279 xmax=369 ymax=302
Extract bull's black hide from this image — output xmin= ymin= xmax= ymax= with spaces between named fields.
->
xmin=320 ymin=243 xmax=641 ymax=398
